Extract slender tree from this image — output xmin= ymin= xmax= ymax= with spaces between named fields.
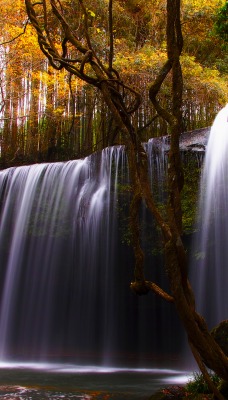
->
xmin=24 ymin=0 xmax=228 ymax=396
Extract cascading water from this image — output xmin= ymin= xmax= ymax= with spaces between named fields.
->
xmin=0 ymin=147 xmax=123 ymax=363
xmin=190 ymin=104 xmax=228 ymax=328
xmin=0 ymin=141 xmax=182 ymax=368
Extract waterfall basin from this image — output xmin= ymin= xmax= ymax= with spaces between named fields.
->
xmin=0 ymin=363 xmax=191 ymax=399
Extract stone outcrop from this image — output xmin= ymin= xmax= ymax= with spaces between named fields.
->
xmin=211 ymin=320 xmax=228 ymax=357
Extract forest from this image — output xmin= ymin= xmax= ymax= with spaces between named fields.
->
xmin=0 ymin=0 xmax=227 ymax=168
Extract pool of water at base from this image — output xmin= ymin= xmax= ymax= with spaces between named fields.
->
xmin=0 ymin=363 xmax=192 ymax=399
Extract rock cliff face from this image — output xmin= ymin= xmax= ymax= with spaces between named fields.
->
xmin=211 ymin=320 xmax=228 ymax=357
xmin=0 ymin=127 xmax=210 ymax=170
xmin=151 ymin=127 xmax=210 ymax=153
xmin=180 ymin=127 xmax=210 ymax=152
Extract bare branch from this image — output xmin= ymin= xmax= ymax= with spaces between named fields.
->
xmin=79 ymin=50 xmax=93 ymax=73
xmin=149 ymin=59 xmax=175 ymax=126
xmin=49 ymin=0 xmax=88 ymax=53
xmin=25 ymin=0 xmax=99 ymax=84
xmin=147 ymin=281 xmax=174 ymax=302
xmin=0 ymin=82 xmax=5 ymax=114
xmin=43 ymin=0 xmax=58 ymax=53
xmin=131 ymin=280 xmax=174 ymax=302
xmin=78 ymin=0 xmax=93 ymax=50
xmin=138 ymin=114 xmax=159 ymax=133
xmin=0 ymin=19 xmax=29 ymax=46
xmin=108 ymin=0 xmax=114 ymax=71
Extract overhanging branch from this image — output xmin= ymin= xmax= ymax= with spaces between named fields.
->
xmin=130 ymin=280 xmax=174 ymax=302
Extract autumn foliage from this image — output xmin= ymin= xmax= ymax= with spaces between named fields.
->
xmin=0 ymin=0 xmax=227 ymax=167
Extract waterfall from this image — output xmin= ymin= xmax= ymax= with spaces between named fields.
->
xmin=190 ymin=104 xmax=228 ymax=328
xmin=0 ymin=142 xmax=182 ymax=367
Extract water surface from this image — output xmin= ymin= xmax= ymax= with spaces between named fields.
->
xmin=0 ymin=363 xmax=190 ymax=399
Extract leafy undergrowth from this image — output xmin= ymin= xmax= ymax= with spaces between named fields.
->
xmin=150 ymin=372 xmax=222 ymax=399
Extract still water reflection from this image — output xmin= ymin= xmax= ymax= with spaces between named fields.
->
xmin=0 ymin=363 xmax=191 ymax=399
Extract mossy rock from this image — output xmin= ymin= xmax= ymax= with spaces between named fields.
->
xmin=148 ymin=386 xmax=187 ymax=399
xmin=148 ymin=392 xmax=166 ymax=400
xmin=211 ymin=320 xmax=228 ymax=356
xmin=218 ymin=379 xmax=228 ymax=397
xmin=148 ymin=390 xmax=213 ymax=399
xmin=210 ymin=321 xmax=228 ymax=398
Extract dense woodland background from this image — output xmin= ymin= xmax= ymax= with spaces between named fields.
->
xmin=0 ymin=0 xmax=227 ymax=167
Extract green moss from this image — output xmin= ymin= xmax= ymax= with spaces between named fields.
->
xmin=181 ymin=154 xmax=202 ymax=234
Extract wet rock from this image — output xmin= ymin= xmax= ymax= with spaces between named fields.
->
xmin=147 ymin=127 xmax=210 ymax=155
xmin=149 ymin=386 xmax=188 ymax=399
xmin=179 ymin=127 xmax=210 ymax=152
xmin=210 ymin=321 xmax=228 ymax=399
xmin=211 ymin=319 xmax=228 ymax=356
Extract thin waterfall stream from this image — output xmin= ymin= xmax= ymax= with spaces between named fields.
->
xmin=190 ymin=104 xmax=228 ymax=328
